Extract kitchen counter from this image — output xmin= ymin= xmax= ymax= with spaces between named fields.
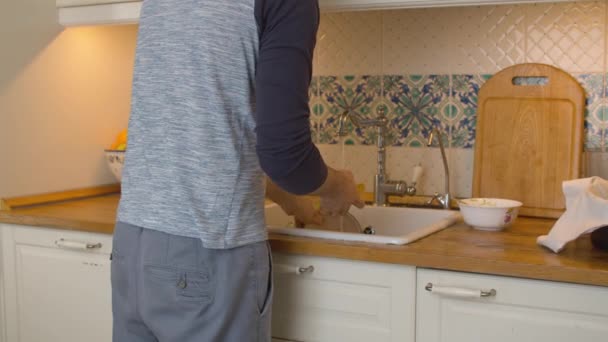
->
xmin=1 ymin=192 xmax=607 ymax=287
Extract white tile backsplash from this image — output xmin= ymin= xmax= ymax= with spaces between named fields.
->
xmin=315 ymin=11 xmax=383 ymax=76
xmin=446 ymin=5 xmax=526 ymax=74
xmin=319 ymin=144 xmax=472 ymax=197
xmin=382 ymin=8 xmax=454 ymax=74
xmin=524 ymin=1 xmax=606 ymax=73
xmin=313 ymin=1 xmax=608 ymax=200
xmin=585 ymin=151 xmax=608 ymax=179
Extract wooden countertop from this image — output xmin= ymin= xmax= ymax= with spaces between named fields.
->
xmin=1 ymin=192 xmax=607 ymax=287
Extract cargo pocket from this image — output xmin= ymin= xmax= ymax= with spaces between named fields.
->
xmin=145 ymin=265 xmax=212 ymax=304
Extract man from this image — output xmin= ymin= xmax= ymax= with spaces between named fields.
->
xmin=112 ymin=0 xmax=363 ymax=341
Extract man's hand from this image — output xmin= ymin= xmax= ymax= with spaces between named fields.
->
xmin=266 ymin=178 xmax=323 ymax=226
xmin=313 ymin=168 xmax=365 ymax=216
xmin=281 ymin=196 xmax=323 ymax=227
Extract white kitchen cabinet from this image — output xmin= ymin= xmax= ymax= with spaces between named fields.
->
xmin=56 ymin=0 xmax=579 ymax=26
xmin=56 ymin=0 xmax=141 ymax=26
xmin=0 ymin=228 xmax=5 ymax=342
xmin=1 ymin=224 xmax=113 ymax=342
xmin=416 ymin=268 xmax=608 ymax=342
xmin=272 ymin=253 xmax=416 ymax=342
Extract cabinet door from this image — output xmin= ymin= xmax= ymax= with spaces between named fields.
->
xmin=2 ymin=225 xmax=113 ymax=342
xmin=416 ymin=268 xmax=608 ymax=342
xmin=272 ymin=253 xmax=415 ymax=342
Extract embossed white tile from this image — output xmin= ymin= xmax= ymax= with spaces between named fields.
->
xmin=386 ymin=147 xmax=446 ymax=197
xmin=324 ymin=145 xmax=473 ymax=198
xmin=315 ymin=11 xmax=383 ymax=76
xmin=382 ymin=8 xmax=453 ymax=74
xmin=525 ymin=1 xmax=605 ymax=73
xmin=445 ymin=5 xmax=526 ymax=74
xmin=342 ymin=145 xmax=377 ymax=190
xmin=317 ymin=144 xmax=343 ymax=170
xmin=585 ymin=151 xmax=608 ymax=179
xmin=449 ymin=148 xmax=475 ymax=198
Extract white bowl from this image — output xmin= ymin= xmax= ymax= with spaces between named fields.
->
xmin=458 ymin=198 xmax=523 ymax=231
xmin=104 ymin=150 xmax=125 ymax=182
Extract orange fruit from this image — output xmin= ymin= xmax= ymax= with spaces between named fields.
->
xmin=110 ymin=129 xmax=128 ymax=150
xmin=115 ymin=129 xmax=128 ymax=145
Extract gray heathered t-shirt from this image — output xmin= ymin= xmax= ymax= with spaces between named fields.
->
xmin=117 ymin=0 xmax=327 ymax=249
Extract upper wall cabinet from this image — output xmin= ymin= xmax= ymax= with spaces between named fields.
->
xmin=57 ymin=0 xmax=141 ymax=26
xmin=57 ymin=0 xmax=577 ymax=26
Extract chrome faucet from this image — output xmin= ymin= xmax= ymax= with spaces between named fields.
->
xmin=338 ymin=107 xmax=417 ymax=206
xmin=426 ymin=128 xmax=451 ymax=209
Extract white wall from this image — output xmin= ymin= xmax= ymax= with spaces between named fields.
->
xmin=0 ymin=0 xmax=138 ymax=198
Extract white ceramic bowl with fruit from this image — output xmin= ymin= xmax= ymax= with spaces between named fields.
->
xmin=104 ymin=150 xmax=125 ymax=182
xmin=458 ymin=198 xmax=523 ymax=231
xmin=105 ymin=129 xmax=127 ymax=182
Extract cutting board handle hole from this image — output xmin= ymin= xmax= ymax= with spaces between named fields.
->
xmin=512 ymin=76 xmax=549 ymax=86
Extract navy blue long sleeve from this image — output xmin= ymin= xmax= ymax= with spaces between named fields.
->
xmin=254 ymin=0 xmax=328 ymax=195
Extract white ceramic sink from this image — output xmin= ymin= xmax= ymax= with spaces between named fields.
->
xmin=266 ymin=204 xmax=461 ymax=245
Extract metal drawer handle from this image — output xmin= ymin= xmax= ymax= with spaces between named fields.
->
xmin=274 ymin=263 xmax=315 ymax=275
xmin=55 ymin=239 xmax=102 ymax=250
xmin=425 ymin=283 xmax=496 ymax=298
xmin=298 ymin=265 xmax=314 ymax=274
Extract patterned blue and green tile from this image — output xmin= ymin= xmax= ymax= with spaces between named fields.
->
xmin=383 ymin=74 xmax=450 ymax=147
xmin=318 ymin=75 xmax=382 ymax=145
xmin=450 ymin=74 xmax=492 ymax=148
xmin=576 ymin=73 xmax=605 ymax=150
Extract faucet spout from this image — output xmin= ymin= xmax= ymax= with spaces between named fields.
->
xmin=427 ymin=128 xmax=451 ymax=209
xmin=336 ymin=106 xmax=417 ymax=206
xmin=338 ymin=111 xmax=351 ymax=137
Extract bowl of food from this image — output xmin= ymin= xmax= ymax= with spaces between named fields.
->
xmin=104 ymin=150 xmax=125 ymax=182
xmin=458 ymin=198 xmax=523 ymax=231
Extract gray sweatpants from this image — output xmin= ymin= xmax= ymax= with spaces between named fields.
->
xmin=111 ymin=222 xmax=273 ymax=342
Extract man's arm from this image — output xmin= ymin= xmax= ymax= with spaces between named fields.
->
xmin=255 ymin=0 xmax=363 ymax=215
xmin=266 ymin=178 xmax=322 ymax=226
xmin=255 ymin=0 xmax=325 ymax=195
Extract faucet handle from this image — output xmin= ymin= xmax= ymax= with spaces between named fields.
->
xmin=426 ymin=192 xmax=441 ymax=206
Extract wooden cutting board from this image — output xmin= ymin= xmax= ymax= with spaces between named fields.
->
xmin=473 ymin=63 xmax=585 ymax=218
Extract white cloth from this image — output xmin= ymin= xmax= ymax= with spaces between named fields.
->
xmin=537 ymin=177 xmax=608 ymax=253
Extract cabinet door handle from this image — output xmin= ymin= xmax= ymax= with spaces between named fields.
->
xmin=274 ymin=263 xmax=314 ymax=275
xmin=55 ymin=238 xmax=102 ymax=250
xmin=425 ymin=283 xmax=496 ymax=298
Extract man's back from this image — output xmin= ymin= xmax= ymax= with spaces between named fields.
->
xmin=111 ymin=2 xmax=365 ymax=340
xmin=118 ymin=0 xmax=265 ymax=249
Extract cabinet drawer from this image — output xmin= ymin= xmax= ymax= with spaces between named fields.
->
xmin=417 ymin=268 xmax=608 ymax=342
xmin=10 ymin=224 xmax=112 ymax=255
xmin=272 ymin=253 xmax=415 ymax=342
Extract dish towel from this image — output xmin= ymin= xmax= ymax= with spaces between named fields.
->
xmin=537 ymin=177 xmax=608 ymax=253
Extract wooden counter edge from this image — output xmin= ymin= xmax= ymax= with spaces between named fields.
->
xmin=0 ymin=212 xmax=115 ymax=235
xmin=269 ymin=235 xmax=608 ymax=288
xmin=0 ymin=184 xmax=121 ymax=210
